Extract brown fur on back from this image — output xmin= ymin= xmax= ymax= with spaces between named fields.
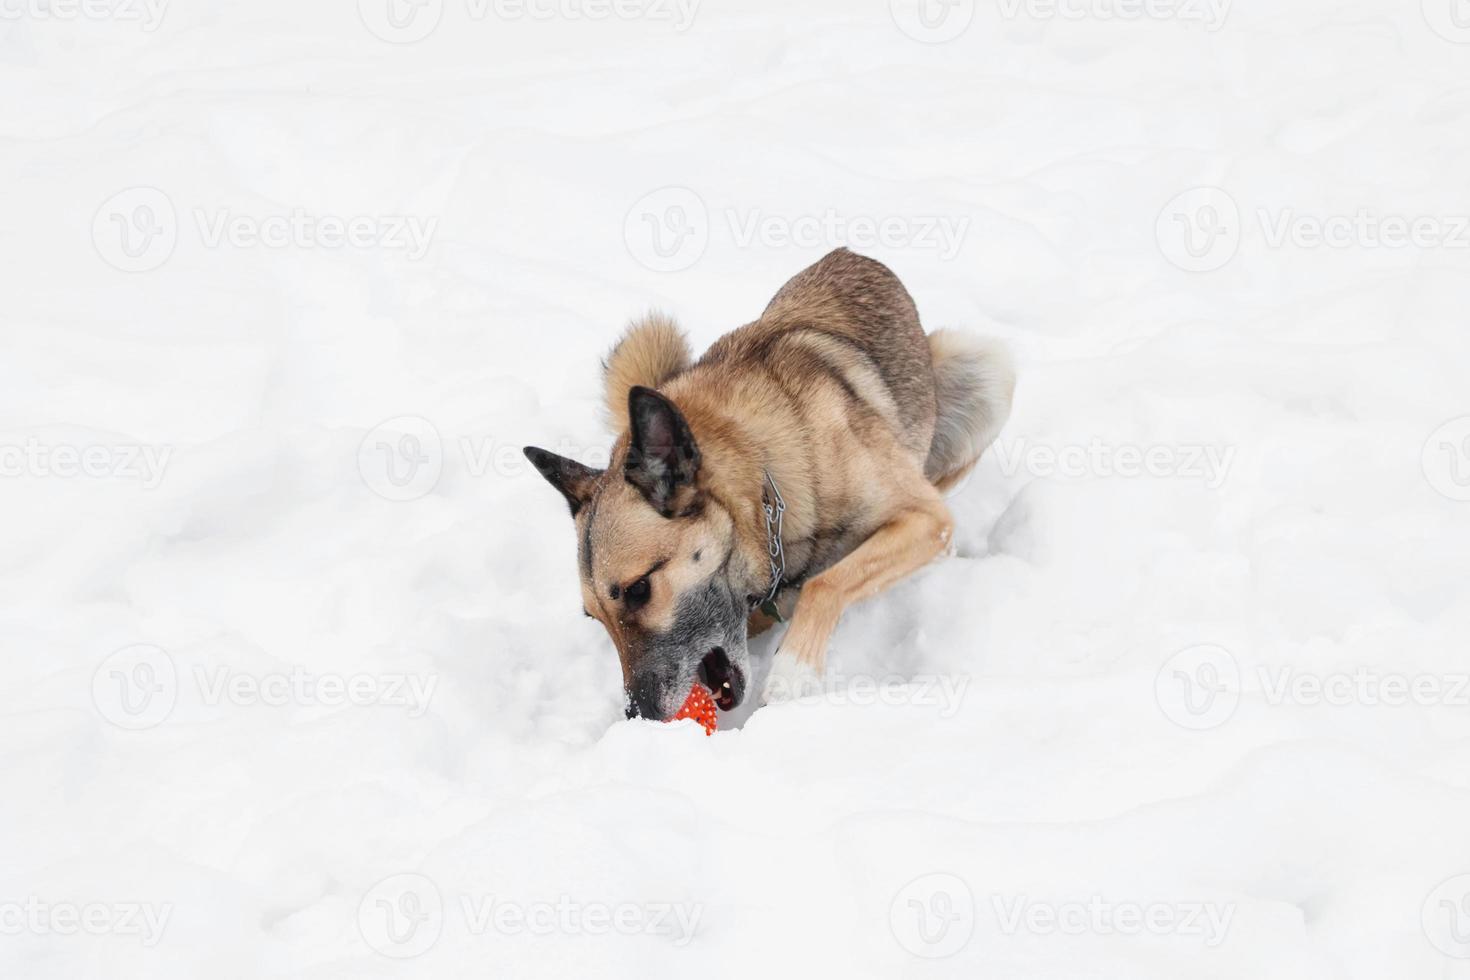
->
xmin=696 ymin=249 xmax=938 ymax=459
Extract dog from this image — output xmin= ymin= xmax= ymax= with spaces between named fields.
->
xmin=524 ymin=248 xmax=1014 ymax=722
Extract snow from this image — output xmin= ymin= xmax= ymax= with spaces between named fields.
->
xmin=3 ymin=0 xmax=1470 ymax=977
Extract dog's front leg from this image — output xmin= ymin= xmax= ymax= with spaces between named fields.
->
xmin=761 ymin=491 xmax=954 ymax=703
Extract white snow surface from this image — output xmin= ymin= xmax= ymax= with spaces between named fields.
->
xmin=4 ymin=1 xmax=1470 ymax=977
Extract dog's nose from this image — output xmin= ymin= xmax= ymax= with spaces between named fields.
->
xmin=624 ymin=674 xmax=664 ymax=720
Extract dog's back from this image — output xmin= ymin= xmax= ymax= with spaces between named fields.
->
xmin=600 ymin=248 xmax=1014 ymax=494
xmin=698 ymin=248 xmax=938 ymax=460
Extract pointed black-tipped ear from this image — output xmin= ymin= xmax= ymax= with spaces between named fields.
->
xmin=624 ymin=386 xmax=700 ymax=517
xmin=523 ymin=447 xmax=603 ymax=517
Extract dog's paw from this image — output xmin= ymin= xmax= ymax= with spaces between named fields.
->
xmin=761 ymin=653 xmax=824 ymax=705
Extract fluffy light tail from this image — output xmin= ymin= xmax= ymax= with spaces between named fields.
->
xmin=924 ymin=330 xmax=1016 ymax=492
xmin=602 ymin=312 xmax=692 ymax=431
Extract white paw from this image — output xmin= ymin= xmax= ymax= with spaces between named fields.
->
xmin=761 ymin=653 xmax=824 ymax=705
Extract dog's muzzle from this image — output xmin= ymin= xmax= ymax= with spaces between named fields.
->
xmin=624 ymin=646 xmax=746 ymax=720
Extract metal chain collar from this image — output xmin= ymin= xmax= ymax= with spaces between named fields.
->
xmin=756 ymin=469 xmax=785 ymax=618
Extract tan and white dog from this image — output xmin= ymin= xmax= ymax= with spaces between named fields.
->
xmin=525 ymin=249 xmax=1014 ymax=721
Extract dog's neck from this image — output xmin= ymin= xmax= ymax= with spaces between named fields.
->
xmin=666 ymin=377 xmax=813 ymax=598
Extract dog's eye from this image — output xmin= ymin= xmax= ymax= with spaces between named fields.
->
xmin=625 ymin=576 xmax=651 ymax=606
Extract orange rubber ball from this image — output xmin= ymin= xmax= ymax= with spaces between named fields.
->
xmin=672 ymin=682 xmax=718 ymax=736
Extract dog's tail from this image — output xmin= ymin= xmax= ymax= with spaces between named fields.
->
xmin=602 ymin=312 xmax=693 ymax=431
xmin=923 ymin=330 xmax=1016 ymax=492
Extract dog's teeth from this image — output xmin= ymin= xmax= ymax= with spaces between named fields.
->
xmin=722 ymin=681 xmax=731 ymax=689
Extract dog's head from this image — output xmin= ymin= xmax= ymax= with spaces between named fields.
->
xmin=524 ymin=386 xmax=751 ymax=721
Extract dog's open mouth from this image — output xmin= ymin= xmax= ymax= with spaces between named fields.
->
xmin=698 ymin=647 xmax=744 ymax=712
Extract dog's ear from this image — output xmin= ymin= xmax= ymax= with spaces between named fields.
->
xmin=523 ymin=447 xmax=602 ymax=517
xmin=625 ymin=386 xmax=700 ymax=517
